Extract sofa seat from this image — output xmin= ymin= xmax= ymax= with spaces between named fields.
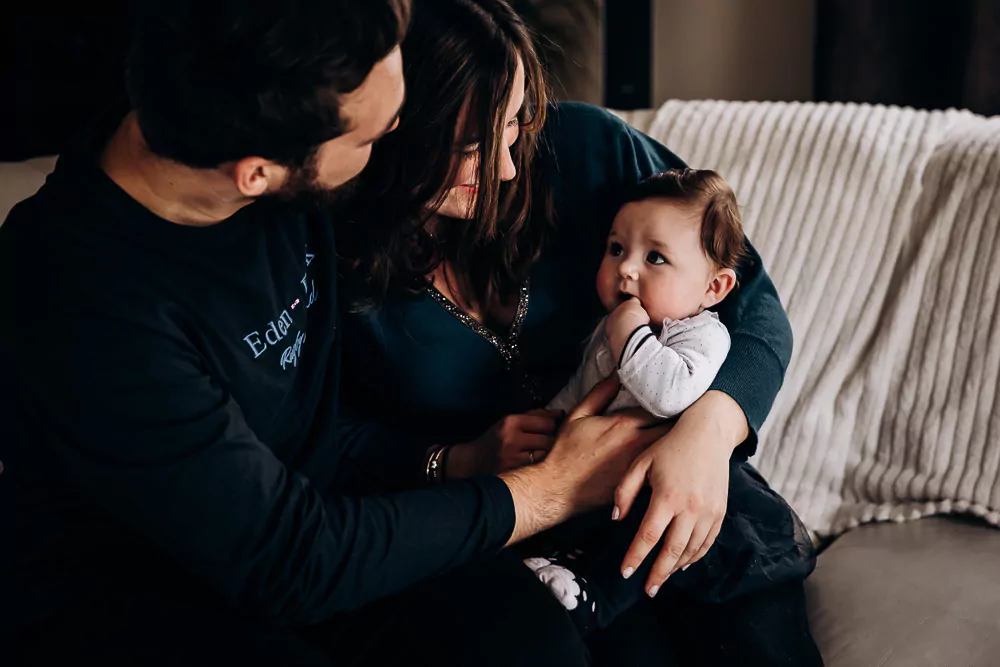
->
xmin=806 ymin=518 xmax=1000 ymax=666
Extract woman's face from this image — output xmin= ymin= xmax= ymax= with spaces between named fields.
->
xmin=434 ymin=59 xmax=525 ymax=220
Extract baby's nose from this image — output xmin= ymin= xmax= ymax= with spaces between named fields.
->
xmin=618 ymin=262 xmax=639 ymax=281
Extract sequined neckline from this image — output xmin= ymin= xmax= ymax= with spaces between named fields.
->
xmin=425 ymin=279 xmax=531 ymax=367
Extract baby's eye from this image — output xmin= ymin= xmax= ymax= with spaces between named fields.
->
xmin=608 ymin=242 xmax=624 ymax=257
xmin=646 ymin=251 xmax=667 ymax=265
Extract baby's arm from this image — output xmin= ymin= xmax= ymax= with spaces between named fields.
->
xmin=547 ymin=365 xmax=588 ymax=413
xmin=547 ymin=323 xmax=612 ymax=413
xmin=617 ymin=312 xmax=731 ymax=419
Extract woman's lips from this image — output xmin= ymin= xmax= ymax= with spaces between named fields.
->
xmin=457 ymin=185 xmax=478 ymax=192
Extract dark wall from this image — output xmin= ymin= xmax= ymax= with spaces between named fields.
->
xmin=816 ymin=0 xmax=1000 ymax=116
xmin=1 ymin=4 xmax=132 ymax=160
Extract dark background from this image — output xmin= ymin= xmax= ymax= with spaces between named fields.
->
xmin=2 ymin=0 xmax=997 ymax=161
xmin=2 ymin=3 xmax=132 ymax=160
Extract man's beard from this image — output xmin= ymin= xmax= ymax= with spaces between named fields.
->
xmin=272 ymin=154 xmax=359 ymax=209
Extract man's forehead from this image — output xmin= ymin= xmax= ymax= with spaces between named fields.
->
xmin=339 ymin=47 xmax=405 ymax=137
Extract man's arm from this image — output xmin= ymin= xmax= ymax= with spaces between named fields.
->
xmin=19 ymin=313 xmax=516 ymax=625
xmin=20 ymin=313 xmax=662 ymax=625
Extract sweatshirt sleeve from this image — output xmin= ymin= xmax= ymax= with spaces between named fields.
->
xmin=17 ymin=311 xmax=515 ymax=625
xmin=707 ymin=242 xmax=793 ymax=458
xmin=618 ymin=313 xmax=731 ymax=419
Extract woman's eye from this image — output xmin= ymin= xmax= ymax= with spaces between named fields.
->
xmin=506 ymin=118 xmax=519 ymax=129
xmin=646 ymin=251 xmax=667 ymax=265
xmin=461 ymin=143 xmax=480 ymax=156
xmin=609 ymin=242 xmax=624 ymax=257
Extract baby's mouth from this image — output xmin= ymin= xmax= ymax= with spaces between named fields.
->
xmin=618 ymin=291 xmax=635 ymax=304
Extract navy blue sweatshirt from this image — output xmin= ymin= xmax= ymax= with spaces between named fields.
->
xmin=1 ymin=108 xmax=515 ymax=629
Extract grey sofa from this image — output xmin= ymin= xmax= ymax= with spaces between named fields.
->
xmin=807 ymin=517 xmax=1000 ymax=665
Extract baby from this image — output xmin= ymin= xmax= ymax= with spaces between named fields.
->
xmin=548 ymin=167 xmax=744 ymax=419
xmin=525 ymin=167 xmax=747 ymax=632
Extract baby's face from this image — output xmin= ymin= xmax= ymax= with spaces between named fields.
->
xmin=596 ymin=198 xmax=717 ymax=324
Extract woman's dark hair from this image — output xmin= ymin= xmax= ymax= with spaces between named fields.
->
xmin=627 ymin=169 xmax=747 ymax=272
xmin=126 ymin=0 xmax=410 ymax=169
xmin=342 ymin=0 xmax=554 ymax=310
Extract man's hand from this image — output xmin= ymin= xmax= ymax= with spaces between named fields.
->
xmin=614 ymin=390 xmax=748 ymax=597
xmin=607 ymin=297 xmax=651 ymax=363
xmin=501 ymin=377 xmax=670 ymax=545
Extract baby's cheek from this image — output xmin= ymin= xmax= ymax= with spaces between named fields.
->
xmin=653 ymin=286 xmax=699 ymax=322
xmin=642 ymin=283 xmax=678 ymax=323
xmin=595 ymin=265 xmax=617 ymax=311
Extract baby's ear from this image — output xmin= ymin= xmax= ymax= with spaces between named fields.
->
xmin=702 ymin=268 xmax=737 ymax=309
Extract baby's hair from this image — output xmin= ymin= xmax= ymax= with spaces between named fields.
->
xmin=625 ymin=168 xmax=747 ymax=272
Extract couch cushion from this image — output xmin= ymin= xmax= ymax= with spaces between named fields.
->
xmin=806 ymin=517 xmax=1000 ymax=666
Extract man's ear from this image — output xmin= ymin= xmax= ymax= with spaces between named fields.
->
xmin=702 ymin=268 xmax=737 ymax=309
xmin=231 ymin=157 xmax=287 ymax=198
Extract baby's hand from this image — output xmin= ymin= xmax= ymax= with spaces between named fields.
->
xmin=607 ymin=297 xmax=651 ymax=364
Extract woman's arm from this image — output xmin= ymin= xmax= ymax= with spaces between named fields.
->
xmin=541 ymin=103 xmax=794 ymax=596
xmin=542 ymin=102 xmax=793 ymax=456
xmin=337 ymin=405 xmax=566 ymax=489
xmin=619 ymin=120 xmax=793 ymax=456
xmin=709 ymin=242 xmax=793 ymax=458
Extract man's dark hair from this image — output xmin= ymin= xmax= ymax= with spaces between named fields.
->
xmin=126 ymin=0 xmax=410 ymax=169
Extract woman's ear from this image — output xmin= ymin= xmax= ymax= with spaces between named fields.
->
xmin=231 ymin=157 xmax=287 ymax=198
xmin=702 ymin=268 xmax=737 ymax=309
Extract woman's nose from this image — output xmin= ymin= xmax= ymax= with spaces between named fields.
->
xmin=499 ymin=145 xmax=517 ymax=182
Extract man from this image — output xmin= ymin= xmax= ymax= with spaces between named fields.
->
xmin=2 ymin=1 xmax=663 ymax=664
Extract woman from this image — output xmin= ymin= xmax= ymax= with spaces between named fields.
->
xmin=336 ymin=0 xmax=821 ymax=665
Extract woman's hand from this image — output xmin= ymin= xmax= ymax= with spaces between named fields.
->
xmin=613 ymin=390 xmax=749 ymax=597
xmin=447 ymin=408 xmax=564 ymax=477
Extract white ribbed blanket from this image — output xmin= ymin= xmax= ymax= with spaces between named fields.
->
xmin=617 ymin=100 xmax=1000 ymax=537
